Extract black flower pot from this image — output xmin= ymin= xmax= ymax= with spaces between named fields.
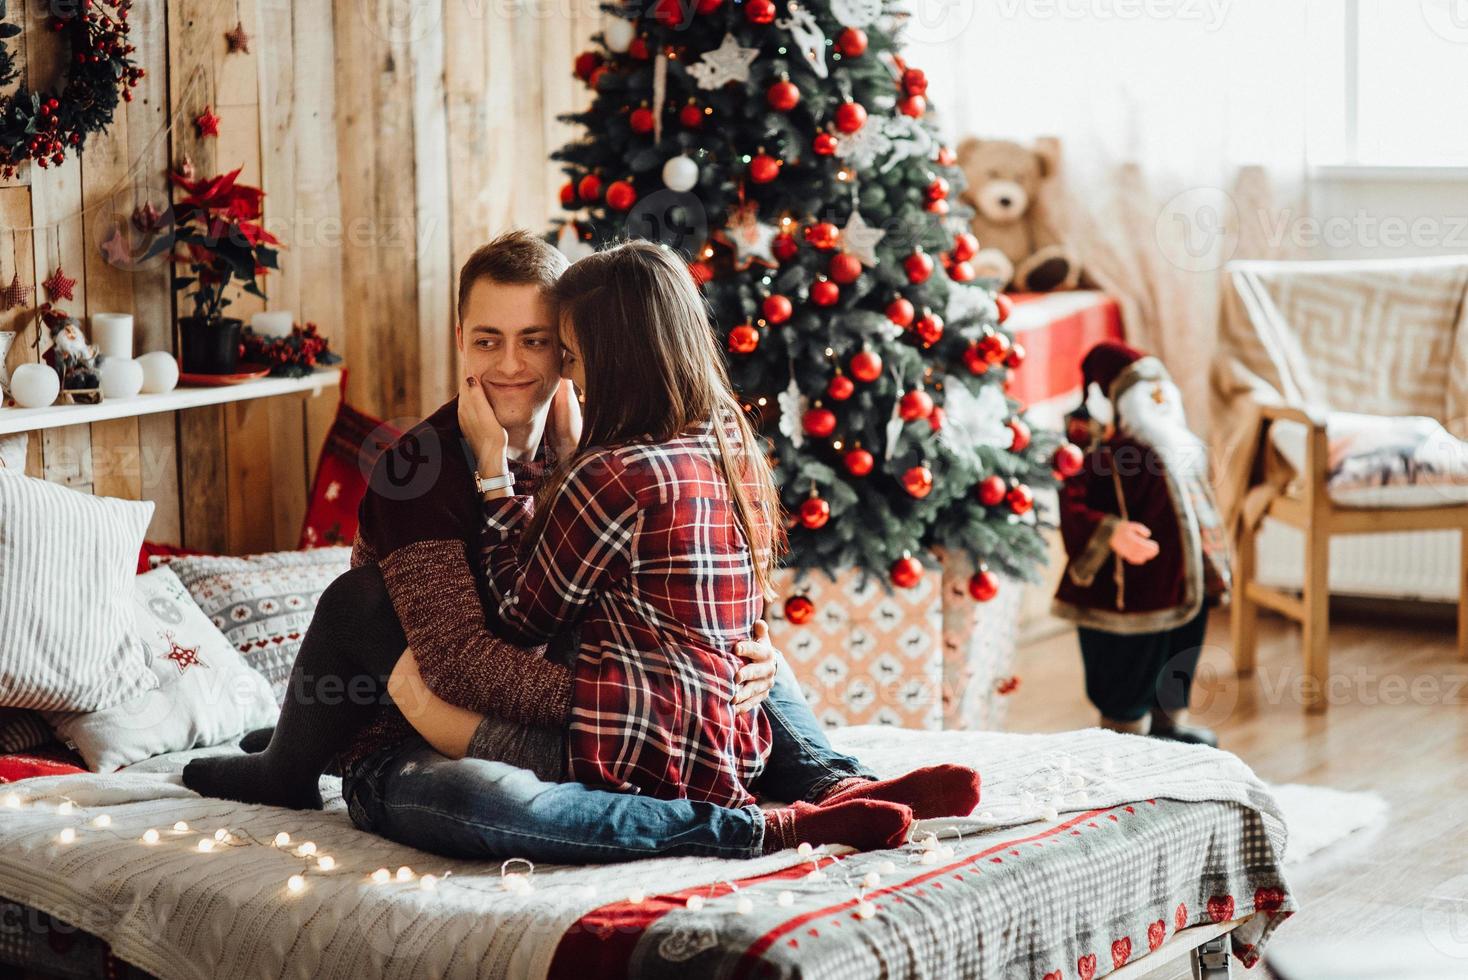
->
xmin=179 ymin=316 xmax=242 ymax=374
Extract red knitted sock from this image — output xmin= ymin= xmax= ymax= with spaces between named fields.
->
xmin=762 ymin=800 xmax=913 ymax=854
xmin=816 ymin=765 xmax=981 ymax=820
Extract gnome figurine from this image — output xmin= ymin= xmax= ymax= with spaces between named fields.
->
xmin=1051 ymin=341 xmax=1230 ymax=746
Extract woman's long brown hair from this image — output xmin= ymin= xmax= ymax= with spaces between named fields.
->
xmin=527 ymin=241 xmax=784 ymax=596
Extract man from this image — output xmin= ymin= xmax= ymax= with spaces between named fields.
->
xmin=186 ymin=231 xmax=978 ymax=860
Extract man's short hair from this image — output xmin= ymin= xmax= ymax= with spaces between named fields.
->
xmin=456 ymin=229 xmax=569 ymax=321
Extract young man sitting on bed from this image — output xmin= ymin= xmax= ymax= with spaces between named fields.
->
xmin=184 ymin=230 xmax=980 ymax=862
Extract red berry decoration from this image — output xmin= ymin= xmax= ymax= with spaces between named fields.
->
xmin=605 ymin=180 xmax=637 ymax=211
xmin=784 ymin=595 xmax=815 ymax=625
xmin=745 ymin=0 xmax=776 ymax=24
xmin=834 ymin=101 xmax=868 ymax=134
xmin=995 ymin=292 xmax=1014 ymax=323
xmin=1005 ymin=342 xmax=1027 ymax=370
xmin=1008 ymin=418 xmax=1032 ymax=453
xmin=810 ymin=278 xmax=840 ymax=306
xmin=952 ymin=231 xmax=979 ymax=262
xmin=574 ymin=50 xmax=602 ymax=81
xmin=902 ymin=465 xmax=934 ymax=499
xmin=963 ymin=343 xmax=989 ymax=376
xmin=761 ymin=294 xmax=792 ymax=324
xmin=849 ymin=349 xmax=883 ymax=383
xmin=902 ymin=68 xmax=929 ymax=96
xmin=1007 ymin=483 xmax=1034 ymax=515
xmin=886 ymin=296 xmax=915 ymax=327
xmin=559 ymin=181 xmax=576 ymax=207
xmin=629 ymin=107 xmax=655 ymax=134
xmin=899 ymin=389 xmax=934 ymax=422
xmin=915 ymin=310 xmax=944 ymax=346
xmin=680 ymin=101 xmax=705 ymax=129
xmin=844 ymin=446 xmax=874 ymax=476
xmin=899 ymin=94 xmax=927 ymax=118
xmin=805 ymin=221 xmax=840 ymax=251
xmin=827 ymin=373 xmax=855 ymax=401
xmin=836 ymin=27 xmax=868 ymax=57
xmin=968 ymin=569 xmax=1000 ymax=602
xmin=749 ymin=153 xmax=782 ymax=184
xmin=890 ymin=555 xmax=925 ymax=589
xmin=1054 ymin=442 xmax=1085 ymax=478
xmin=976 ymin=475 xmax=1007 ymax=506
xmin=802 ymin=406 xmax=837 ymax=438
xmin=577 ymin=173 xmax=603 ymax=201
xmin=773 ymin=233 xmax=799 ymax=262
xmin=948 ymin=260 xmax=975 ymax=283
xmin=799 ymin=496 xmax=831 ymax=530
xmin=829 ymin=252 xmax=862 ymax=285
xmin=813 ymin=131 xmax=839 ymax=156
xmin=904 ymin=250 xmax=935 ymax=284
xmin=767 ymin=78 xmax=801 ymax=112
xmin=728 ymin=323 xmax=760 ymax=354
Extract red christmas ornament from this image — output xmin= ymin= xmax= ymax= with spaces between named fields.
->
xmin=925 ymin=176 xmax=950 ymax=202
xmin=577 ymin=173 xmax=603 ymax=201
xmin=995 ymin=675 xmax=1021 ymax=695
xmin=574 ymin=50 xmax=603 ymax=81
xmin=588 ymin=65 xmax=610 ymax=90
xmin=194 ymin=107 xmax=221 ymax=138
xmin=810 ymin=278 xmax=840 ymax=306
xmin=813 ymin=131 xmax=839 ymax=156
xmin=902 ymin=68 xmax=929 ymax=96
xmin=925 ymin=198 xmax=950 ymax=216
xmin=915 ymin=310 xmax=944 ymax=346
xmin=829 ymin=252 xmax=862 ymax=285
xmin=773 ymin=233 xmax=799 ymax=262
xmin=836 ymin=27 xmax=868 ymax=57
xmin=826 ymin=373 xmax=855 ymax=401
xmin=606 ymin=180 xmax=637 ymax=211
xmin=904 ymin=250 xmax=934 ymax=284
xmin=767 ymin=78 xmax=801 ymax=112
xmin=844 ymin=446 xmax=874 ymax=476
xmin=680 ymin=101 xmax=705 ymax=129
xmin=1006 ymin=483 xmax=1034 ymax=515
xmin=41 ymin=266 xmax=77 ymax=302
xmin=559 ymin=181 xmax=576 ymax=207
xmin=1008 ymin=418 xmax=1032 ymax=453
xmin=928 ymin=406 xmax=946 ymax=432
xmin=963 ymin=344 xmax=989 ymax=376
xmin=629 ymin=106 xmax=655 ymax=134
xmin=976 ymin=475 xmax=1007 ymax=506
xmin=968 ymin=569 xmax=1000 ymax=602
xmin=628 ymin=36 xmax=651 ymax=60
xmin=948 ymin=260 xmax=975 ymax=283
xmin=799 ymin=496 xmax=831 ymax=530
xmin=728 ymin=323 xmax=760 ymax=354
xmin=899 ymin=94 xmax=927 ymax=118
xmin=978 ymin=331 xmax=1010 ymax=364
xmin=696 ymin=0 xmax=724 ymax=12
xmin=951 ymin=231 xmax=979 ymax=262
xmin=995 ymin=292 xmax=1014 ymax=323
xmin=1054 ymin=442 xmax=1085 ymax=478
xmin=902 ymin=465 xmax=934 ymax=499
xmin=1005 ymin=342 xmax=1027 ymax=370
xmin=802 ymin=406 xmax=837 ymax=438
xmin=886 ymin=296 xmax=915 ymax=327
xmin=688 ymin=261 xmax=714 ymax=286
xmin=784 ymin=595 xmax=815 ymax=625
xmin=834 ymin=101 xmax=868 ymax=134
xmin=654 ymin=0 xmax=687 ymax=27
xmin=849 ymin=349 xmax=883 ymax=383
xmin=761 ymin=294 xmax=792 ymax=324
xmin=890 ymin=555 xmax=925 ymax=589
xmin=805 ymin=221 xmax=840 ymax=251
xmin=749 ymin=153 xmax=782 ymax=184
xmin=937 ymin=145 xmax=957 ymax=166
xmin=899 ymin=389 xmax=934 ymax=422
xmin=745 ymin=0 xmax=777 ymax=25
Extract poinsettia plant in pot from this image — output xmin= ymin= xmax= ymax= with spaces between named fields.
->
xmin=164 ymin=167 xmax=280 ymax=374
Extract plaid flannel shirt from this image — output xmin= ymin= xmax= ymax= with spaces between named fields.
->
xmin=481 ymin=418 xmax=772 ymax=808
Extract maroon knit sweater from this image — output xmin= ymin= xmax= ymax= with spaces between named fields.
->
xmin=339 ymin=398 xmax=572 ymax=769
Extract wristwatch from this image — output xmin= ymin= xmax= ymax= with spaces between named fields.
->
xmin=475 ymin=470 xmax=515 ymax=494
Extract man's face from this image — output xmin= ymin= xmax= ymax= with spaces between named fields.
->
xmin=455 ymin=280 xmax=560 ymax=432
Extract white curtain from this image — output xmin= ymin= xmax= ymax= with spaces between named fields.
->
xmin=902 ymin=0 xmax=1317 ymax=435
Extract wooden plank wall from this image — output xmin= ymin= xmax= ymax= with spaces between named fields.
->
xmin=1 ymin=0 xmax=600 ymax=552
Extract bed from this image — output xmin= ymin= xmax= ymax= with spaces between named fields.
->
xmin=0 ymin=727 xmax=1294 ymax=980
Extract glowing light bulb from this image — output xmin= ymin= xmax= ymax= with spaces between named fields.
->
xmin=919 ymin=850 xmax=937 ymax=865
xmin=197 ymin=839 xmax=215 ymax=853
xmin=420 ymin=874 xmax=438 ymax=891
xmin=777 ymin=891 xmax=794 ymax=907
xmin=273 ymin=832 xmax=290 ymax=847
xmin=297 ymin=841 xmax=317 ymax=856
xmin=92 ymin=815 xmax=111 ymax=828
xmin=797 ymin=842 xmax=813 ymax=857
xmin=57 ymin=801 xmax=74 ymax=815
xmin=173 ymin=821 xmax=189 ymax=832
xmin=878 ymin=860 xmax=896 ymax=874
xmin=686 ymin=895 xmax=705 ymax=911
xmin=862 ymin=871 xmax=881 ymax=888
xmin=832 ymin=440 xmax=843 ymax=450
xmin=396 ymin=866 xmax=414 ymax=882
xmin=317 ymin=856 xmax=336 ymax=871
xmin=142 ymin=829 xmax=160 ymax=845
xmin=628 ymin=889 xmax=646 ymax=904
xmin=58 ymin=828 xmax=76 ymax=844
xmin=372 ymin=868 xmax=391 ymax=884
xmin=735 ymin=896 xmax=754 ymax=915
xmin=3 ymin=794 xmax=19 ymax=808
xmin=286 ymin=875 xmax=305 ymax=894
xmin=757 ymin=397 xmax=767 ymax=406
xmin=857 ymin=900 xmax=876 ymax=919
xmin=214 ymin=829 xmax=229 ymax=842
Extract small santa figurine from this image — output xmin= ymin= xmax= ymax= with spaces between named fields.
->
xmin=1052 ymin=341 xmax=1230 ymax=746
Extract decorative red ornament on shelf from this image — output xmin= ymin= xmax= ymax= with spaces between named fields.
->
xmin=728 ymin=323 xmax=760 ymax=354
xmin=827 ymin=373 xmax=855 ymax=401
xmin=902 ymin=464 xmax=934 ymax=498
xmin=968 ymin=568 xmax=1000 ymax=602
xmin=802 ymin=406 xmax=837 ymax=438
xmin=784 ymin=594 xmax=815 ymax=625
xmin=799 ymin=496 xmax=831 ymax=530
xmin=975 ymin=475 xmax=1007 ymax=506
xmin=761 ymin=294 xmax=792 ymax=324
xmin=849 ymin=349 xmax=882 ymax=383
xmin=890 ymin=554 xmax=925 ymax=589
xmin=844 ymin=446 xmax=874 ymax=476
xmin=899 ymin=389 xmax=934 ymax=422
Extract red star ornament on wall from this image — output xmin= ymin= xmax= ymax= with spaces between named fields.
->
xmin=194 ymin=106 xmax=221 ymax=138
xmin=224 ymin=20 xmax=251 ymax=54
xmin=1 ymin=273 xmax=34 ymax=311
xmin=41 ymin=266 xmax=77 ymax=303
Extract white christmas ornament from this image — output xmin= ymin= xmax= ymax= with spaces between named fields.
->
xmin=604 ymin=17 xmax=635 ymax=54
xmin=662 ymin=154 xmax=700 ymax=193
xmin=835 ymin=122 xmax=891 ymax=171
xmin=555 ymin=223 xmax=595 ymax=262
xmin=99 ymin=357 xmax=144 ymax=399
xmin=687 ymin=33 xmax=760 ymax=90
xmin=938 ymin=378 xmax=1014 ymax=461
xmin=840 ymin=210 xmax=885 ymax=267
xmin=831 ymin=0 xmax=881 ymax=27
xmin=777 ymin=2 xmax=828 ymax=79
xmin=778 ymin=377 xmax=808 ymax=450
xmin=878 ymin=116 xmax=937 ymax=173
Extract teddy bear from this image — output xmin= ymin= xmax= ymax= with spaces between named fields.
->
xmin=955 ymin=136 xmax=1082 ymax=293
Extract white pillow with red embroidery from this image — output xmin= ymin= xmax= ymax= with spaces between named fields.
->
xmin=43 ymin=566 xmax=279 ymax=772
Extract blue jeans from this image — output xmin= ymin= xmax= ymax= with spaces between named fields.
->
xmin=341 ymin=657 xmax=874 ymax=863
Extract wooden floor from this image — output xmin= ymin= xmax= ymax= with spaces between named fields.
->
xmin=1008 ymin=604 xmax=1468 ymax=978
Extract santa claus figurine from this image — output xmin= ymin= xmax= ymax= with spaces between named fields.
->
xmin=1052 ymin=341 xmax=1230 ymax=746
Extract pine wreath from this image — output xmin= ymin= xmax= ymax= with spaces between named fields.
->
xmin=0 ymin=0 xmax=143 ymax=179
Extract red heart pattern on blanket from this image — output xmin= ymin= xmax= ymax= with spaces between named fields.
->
xmin=1175 ymin=902 xmax=1188 ymax=930
xmin=1207 ymin=895 xmax=1235 ymax=923
xmin=1077 ymin=952 xmax=1097 ymax=980
xmin=1147 ymin=919 xmax=1166 ymax=950
xmin=1043 ymin=972 xmax=1062 ymax=980
xmin=1254 ymin=886 xmax=1285 ymax=913
xmin=1111 ymin=938 xmax=1131 ymax=968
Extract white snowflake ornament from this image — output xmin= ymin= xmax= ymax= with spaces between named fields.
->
xmin=835 ymin=122 xmax=892 ymax=171
xmin=831 ymin=0 xmax=881 ymax=28
xmin=687 ymin=34 xmax=761 ymax=90
xmin=938 ymin=379 xmax=1013 ymax=461
xmin=778 ymin=377 xmax=808 ymax=450
xmin=878 ymin=116 xmax=937 ymax=173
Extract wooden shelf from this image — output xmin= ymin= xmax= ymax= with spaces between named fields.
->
xmin=0 ymin=368 xmax=341 ymax=436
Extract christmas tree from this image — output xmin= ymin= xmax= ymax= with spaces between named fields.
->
xmin=552 ymin=0 xmax=1077 ymax=600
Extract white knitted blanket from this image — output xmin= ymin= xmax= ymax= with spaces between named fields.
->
xmin=0 ymin=727 xmax=1284 ymax=980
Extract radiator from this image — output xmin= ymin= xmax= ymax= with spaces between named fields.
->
xmin=1254 ymin=518 xmax=1461 ymax=602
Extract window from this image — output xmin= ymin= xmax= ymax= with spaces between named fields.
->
xmin=1307 ymin=0 xmax=1468 ymax=168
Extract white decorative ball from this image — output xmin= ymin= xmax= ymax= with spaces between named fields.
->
xmin=137 ymin=351 xmax=179 ymax=394
xmin=10 ymin=363 xmax=60 ymax=409
xmin=662 ymin=155 xmax=699 ymax=193
xmin=604 ymin=18 xmax=635 ymax=54
xmin=99 ymin=358 xmax=145 ymax=399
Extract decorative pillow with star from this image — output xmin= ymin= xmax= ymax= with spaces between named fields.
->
xmin=42 ymin=566 xmax=278 ymax=772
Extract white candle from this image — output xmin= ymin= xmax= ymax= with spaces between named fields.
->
xmin=251 ymin=311 xmax=295 ymax=339
xmin=91 ymin=313 xmax=134 ymax=361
